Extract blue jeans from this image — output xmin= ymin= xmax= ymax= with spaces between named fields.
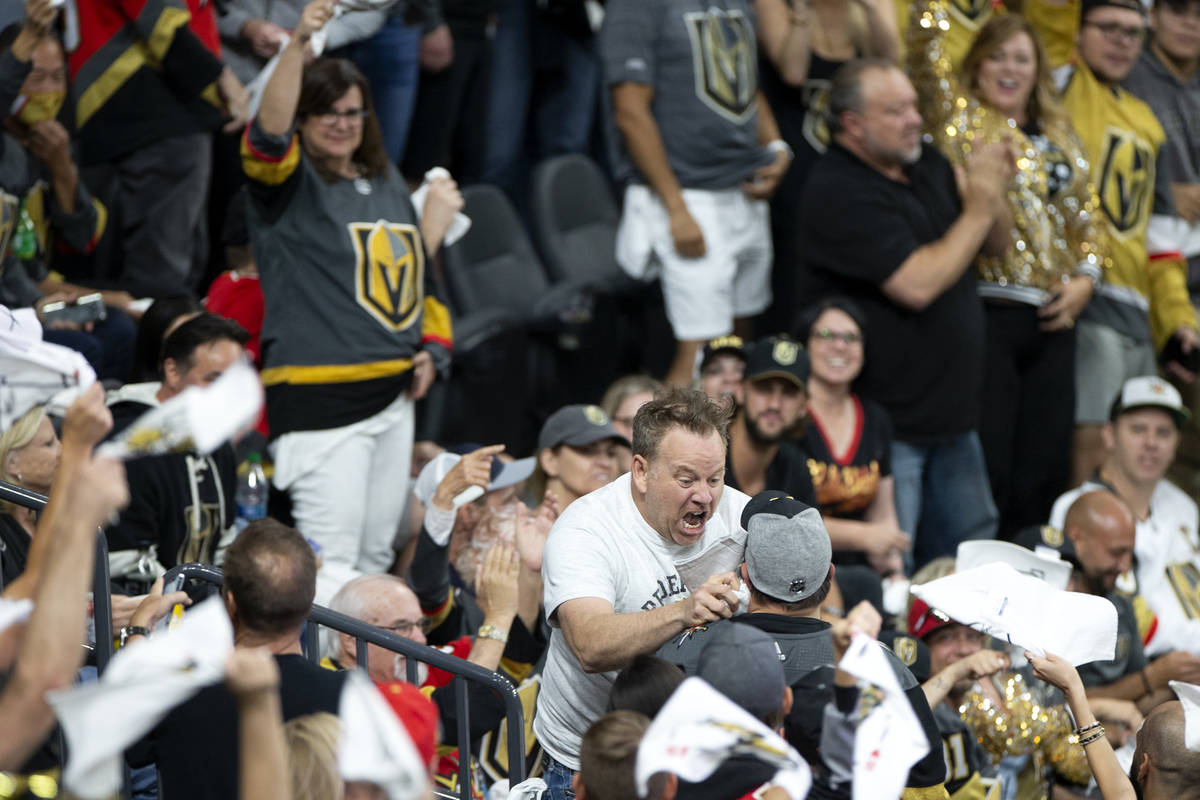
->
xmin=346 ymin=17 xmax=422 ymax=164
xmin=892 ymin=431 xmax=998 ymax=571
xmin=541 ymin=751 xmax=576 ymax=800
xmin=481 ymin=0 xmax=598 ymax=207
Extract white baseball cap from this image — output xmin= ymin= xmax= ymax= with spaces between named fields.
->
xmin=1110 ymin=376 xmax=1190 ymax=428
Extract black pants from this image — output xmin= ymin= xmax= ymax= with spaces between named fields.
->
xmin=978 ymin=302 xmax=1076 ymax=539
xmin=401 ymin=31 xmax=491 ymax=184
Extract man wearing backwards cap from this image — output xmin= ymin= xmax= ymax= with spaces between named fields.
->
xmin=724 ymin=336 xmax=818 ymax=508
xmin=657 ymin=491 xmax=948 ymax=799
xmin=535 ymin=388 xmax=750 ymax=800
xmin=1050 ymin=376 xmax=1200 ymax=658
xmin=1059 ymin=0 xmax=1200 ymax=484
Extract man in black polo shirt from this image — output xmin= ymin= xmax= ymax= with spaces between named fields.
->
xmin=797 ymin=57 xmax=1014 ymax=568
xmin=725 ymin=335 xmax=817 ymax=507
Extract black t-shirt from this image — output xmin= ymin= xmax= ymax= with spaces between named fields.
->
xmin=137 ymin=653 xmax=346 ymax=800
xmin=803 ymin=396 xmax=893 ymax=521
xmin=0 ymin=513 xmax=31 ymax=591
xmin=762 ymin=49 xmax=851 ymax=212
xmin=798 ymin=144 xmax=985 ymax=443
xmin=725 ymin=440 xmax=819 ymax=508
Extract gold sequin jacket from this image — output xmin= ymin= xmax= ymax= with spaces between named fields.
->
xmin=961 ymin=670 xmax=1091 ymax=799
xmin=908 ymin=0 xmax=1107 ymax=305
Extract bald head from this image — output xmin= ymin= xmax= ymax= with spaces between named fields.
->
xmin=1133 ymin=701 xmax=1200 ymax=800
xmin=1064 ymin=491 xmax=1136 ymax=596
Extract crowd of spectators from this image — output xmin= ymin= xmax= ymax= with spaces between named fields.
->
xmin=3 ymin=0 xmax=1200 ymax=796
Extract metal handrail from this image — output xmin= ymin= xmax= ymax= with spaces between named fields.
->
xmin=0 ymin=480 xmax=115 ymax=674
xmin=162 ymin=562 xmax=528 ymax=795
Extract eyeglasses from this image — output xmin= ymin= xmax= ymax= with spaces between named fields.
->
xmin=314 ymin=108 xmax=369 ymax=125
xmin=812 ymin=328 xmax=862 ymax=344
xmin=1083 ymin=20 xmax=1147 ymax=43
xmin=381 ymin=618 xmax=433 ymax=636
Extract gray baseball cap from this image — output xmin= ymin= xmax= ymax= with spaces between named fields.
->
xmin=696 ymin=622 xmax=787 ymax=720
xmin=536 ymin=404 xmax=630 ymax=451
xmin=743 ymin=492 xmax=832 ymax=602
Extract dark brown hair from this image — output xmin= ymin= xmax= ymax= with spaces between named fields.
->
xmin=297 ymin=58 xmax=389 ymax=182
xmin=631 ymin=387 xmax=732 ymax=463
xmin=223 ymin=518 xmax=317 ymax=634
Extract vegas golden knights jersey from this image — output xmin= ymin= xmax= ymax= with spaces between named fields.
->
xmin=1059 ymin=60 xmax=1193 ymax=350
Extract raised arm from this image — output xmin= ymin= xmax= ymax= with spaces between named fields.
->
xmin=851 ymin=0 xmax=901 ymax=63
xmin=0 ymin=385 xmax=127 ymax=769
xmin=258 ymin=0 xmax=335 ymax=137
xmin=1028 ymin=651 xmax=1137 ymax=800
xmin=755 ymin=0 xmax=813 ymax=87
xmin=226 ymin=647 xmax=292 ymax=800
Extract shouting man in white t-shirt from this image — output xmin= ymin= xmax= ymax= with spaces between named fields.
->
xmin=534 ymin=387 xmax=752 ymax=800
xmin=1050 ymin=376 xmax=1200 ymax=662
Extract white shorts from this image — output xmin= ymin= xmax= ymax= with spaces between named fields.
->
xmin=616 ymin=184 xmax=772 ymax=341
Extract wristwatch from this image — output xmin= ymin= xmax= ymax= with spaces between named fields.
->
xmin=476 ymin=624 xmax=508 ymax=644
xmin=119 ymin=625 xmax=151 ymax=648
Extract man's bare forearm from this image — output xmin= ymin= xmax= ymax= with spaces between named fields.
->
xmin=883 ymin=202 xmax=993 ymax=310
xmin=563 ymin=601 xmax=687 ymax=674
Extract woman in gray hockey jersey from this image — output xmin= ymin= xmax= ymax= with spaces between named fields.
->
xmin=241 ymin=0 xmax=454 ymax=600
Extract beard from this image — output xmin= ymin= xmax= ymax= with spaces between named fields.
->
xmin=744 ymin=412 xmax=787 ymax=446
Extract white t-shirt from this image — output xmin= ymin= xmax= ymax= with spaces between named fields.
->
xmin=533 ymin=473 xmax=750 ymax=769
xmin=1050 ymin=479 xmax=1200 ymax=657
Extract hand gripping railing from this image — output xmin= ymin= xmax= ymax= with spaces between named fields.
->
xmin=161 ymin=562 xmax=527 ymax=797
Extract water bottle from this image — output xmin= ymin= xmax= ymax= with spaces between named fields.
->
xmin=235 ymin=452 xmax=268 ymax=531
xmin=12 ymin=198 xmax=37 ymax=261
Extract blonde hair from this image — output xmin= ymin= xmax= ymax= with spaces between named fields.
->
xmin=285 ymin=713 xmax=343 ymax=800
xmin=0 ymin=406 xmax=47 ymax=513
xmin=600 ymin=375 xmax=665 ymax=421
xmin=962 ymin=15 xmax=1071 ymax=136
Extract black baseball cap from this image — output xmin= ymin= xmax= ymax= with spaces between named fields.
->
xmin=699 ymin=335 xmax=747 ymax=373
xmin=743 ymin=336 xmax=809 ymax=389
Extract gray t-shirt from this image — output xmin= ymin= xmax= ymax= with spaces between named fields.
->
xmin=534 ymin=473 xmax=750 ymax=769
xmin=600 ymin=0 xmax=774 ymax=190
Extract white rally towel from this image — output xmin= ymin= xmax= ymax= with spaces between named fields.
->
xmin=0 ymin=305 xmax=95 ymax=430
xmin=310 ymin=0 xmax=401 ymax=55
xmin=1169 ymin=681 xmax=1200 ymax=752
xmin=0 ymin=598 xmax=33 ymax=634
xmin=338 ymin=670 xmax=428 ymax=799
xmin=955 ymin=540 xmax=1072 ymax=592
xmin=838 ymin=632 xmax=930 ymax=800
xmin=409 ymin=168 xmax=472 ymax=246
xmin=910 ymin=562 xmax=1117 ymax=665
xmin=636 ymin=677 xmax=812 ymax=800
xmin=46 ymin=598 xmax=233 ymax=799
xmin=99 ymin=358 xmax=262 ymax=460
